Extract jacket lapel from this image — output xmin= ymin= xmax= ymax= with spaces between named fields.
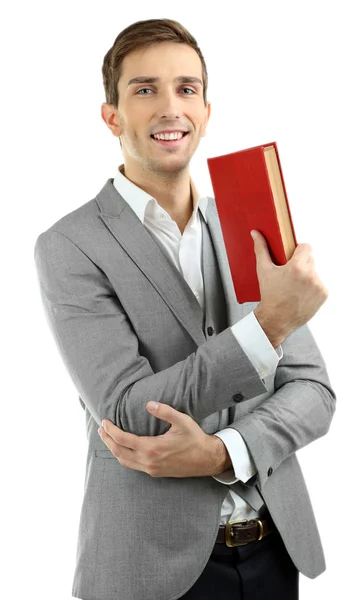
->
xmin=96 ymin=178 xmax=243 ymax=347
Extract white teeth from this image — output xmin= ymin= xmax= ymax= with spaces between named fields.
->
xmin=153 ymin=132 xmax=185 ymax=141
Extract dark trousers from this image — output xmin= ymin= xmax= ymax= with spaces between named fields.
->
xmin=180 ymin=528 xmax=299 ymax=599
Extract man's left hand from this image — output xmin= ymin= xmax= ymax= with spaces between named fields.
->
xmin=97 ymin=401 xmax=230 ymax=478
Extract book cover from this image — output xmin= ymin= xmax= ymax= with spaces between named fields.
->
xmin=207 ymin=142 xmax=297 ymax=303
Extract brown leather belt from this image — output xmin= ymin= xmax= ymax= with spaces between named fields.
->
xmin=216 ymin=517 xmax=274 ymax=547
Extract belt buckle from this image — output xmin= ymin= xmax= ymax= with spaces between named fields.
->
xmin=225 ymin=519 xmax=249 ymax=547
xmin=225 ymin=518 xmax=264 ymax=547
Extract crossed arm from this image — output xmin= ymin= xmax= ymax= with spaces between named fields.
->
xmin=97 ymin=311 xmax=284 ymax=480
xmin=35 ymin=229 xmax=336 ymax=485
xmin=97 ymin=320 xmax=336 ymax=483
xmin=98 ymin=322 xmax=336 ymax=483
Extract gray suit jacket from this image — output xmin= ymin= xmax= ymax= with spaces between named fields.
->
xmin=34 ymin=178 xmax=336 ymax=600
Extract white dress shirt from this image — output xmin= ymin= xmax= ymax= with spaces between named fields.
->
xmin=113 ymin=164 xmax=283 ymax=524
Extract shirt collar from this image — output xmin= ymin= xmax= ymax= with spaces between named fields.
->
xmin=112 ymin=163 xmax=208 ymax=225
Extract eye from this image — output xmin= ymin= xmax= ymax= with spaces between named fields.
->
xmin=136 ymin=87 xmax=196 ymax=95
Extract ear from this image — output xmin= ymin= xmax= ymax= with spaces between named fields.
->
xmin=200 ymin=100 xmax=211 ymax=138
xmin=101 ymin=102 xmax=122 ymax=137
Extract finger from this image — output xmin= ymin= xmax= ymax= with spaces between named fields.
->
xmin=98 ymin=428 xmax=136 ymax=459
xmin=101 ymin=419 xmax=139 ymax=450
xmin=146 ymin=401 xmax=190 ymax=428
xmin=250 ymin=230 xmax=274 ymax=269
xmin=306 ymin=255 xmax=315 ymax=267
xmin=98 ymin=430 xmax=146 ymax=472
xmin=292 ymin=243 xmax=312 ymax=265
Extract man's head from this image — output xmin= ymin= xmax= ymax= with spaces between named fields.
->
xmin=101 ymin=19 xmax=211 ymax=177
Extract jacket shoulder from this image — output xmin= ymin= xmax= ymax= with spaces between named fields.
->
xmin=33 ymin=177 xmax=114 ymax=254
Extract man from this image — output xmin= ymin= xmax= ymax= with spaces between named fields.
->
xmin=34 ymin=18 xmax=336 ymax=600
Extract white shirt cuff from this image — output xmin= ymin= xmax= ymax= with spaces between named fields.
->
xmin=213 ymin=428 xmax=257 ymax=485
xmin=231 ymin=311 xmax=283 ymax=379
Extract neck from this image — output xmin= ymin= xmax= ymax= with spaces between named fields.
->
xmin=120 ymin=162 xmax=194 ymax=234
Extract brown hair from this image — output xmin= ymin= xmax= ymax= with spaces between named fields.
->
xmin=102 ymin=18 xmax=208 ymax=108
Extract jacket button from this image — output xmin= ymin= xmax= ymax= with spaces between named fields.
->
xmin=267 ymin=467 xmax=273 ymax=476
xmin=233 ymin=393 xmax=244 ymax=403
xmin=207 ymin=326 xmax=214 ymax=336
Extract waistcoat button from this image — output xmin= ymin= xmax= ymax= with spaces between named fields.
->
xmin=232 ymin=393 xmax=244 ymax=402
xmin=207 ymin=326 xmax=214 ymax=336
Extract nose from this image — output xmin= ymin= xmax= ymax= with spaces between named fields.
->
xmin=155 ymin=88 xmax=183 ymax=120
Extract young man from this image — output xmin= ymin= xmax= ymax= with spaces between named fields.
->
xmin=34 ymin=18 xmax=336 ymax=600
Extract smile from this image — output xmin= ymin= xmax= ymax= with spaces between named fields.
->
xmin=150 ymin=132 xmax=189 ymax=148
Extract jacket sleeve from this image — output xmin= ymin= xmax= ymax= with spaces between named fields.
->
xmin=34 ymin=229 xmax=268 ymax=436
xmin=225 ymin=323 xmax=337 ymax=490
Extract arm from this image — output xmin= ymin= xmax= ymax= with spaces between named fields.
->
xmin=93 ymin=306 xmax=335 ymax=481
xmin=220 ymin=229 xmax=336 ymax=490
xmin=226 ymin=322 xmax=336 ymax=490
xmin=214 ymin=310 xmax=283 ymax=484
xmin=34 ymin=229 xmax=267 ymax=437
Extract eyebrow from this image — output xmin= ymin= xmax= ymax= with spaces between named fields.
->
xmin=127 ymin=76 xmax=203 ymax=88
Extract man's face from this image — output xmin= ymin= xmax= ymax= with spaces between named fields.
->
xmin=103 ymin=42 xmax=211 ymax=175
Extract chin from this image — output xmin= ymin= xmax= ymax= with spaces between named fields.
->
xmin=148 ymin=156 xmax=192 ymax=172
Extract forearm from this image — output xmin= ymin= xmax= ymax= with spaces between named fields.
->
xmin=120 ymin=328 xmax=266 ymax=436
xmin=227 ymin=323 xmax=336 ymax=489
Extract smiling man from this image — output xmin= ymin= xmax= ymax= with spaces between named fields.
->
xmin=102 ymin=41 xmax=210 ymax=235
xmin=34 ymin=18 xmax=336 ymax=600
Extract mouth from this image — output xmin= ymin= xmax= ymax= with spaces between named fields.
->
xmin=150 ymin=132 xmax=190 ymax=148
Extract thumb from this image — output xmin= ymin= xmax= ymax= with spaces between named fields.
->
xmin=250 ymin=230 xmax=272 ymax=267
xmin=146 ymin=401 xmax=189 ymax=427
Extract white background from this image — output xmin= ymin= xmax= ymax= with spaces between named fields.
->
xmin=1 ymin=1 xmax=359 ymax=598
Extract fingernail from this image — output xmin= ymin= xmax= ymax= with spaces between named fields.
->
xmin=250 ymin=230 xmax=257 ymax=240
xmin=101 ymin=420 xmax=105 ymax=427
xmin=98 ymin=427 xmax=102 ymax=435
xmin=148 ymin=401 xmax=159 ymax=411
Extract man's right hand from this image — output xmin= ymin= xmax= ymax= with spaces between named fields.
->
xmin=251 ymin=230 xmax=328 ymax=348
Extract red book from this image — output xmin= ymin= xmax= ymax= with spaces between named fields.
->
xmin=207 ymin=142 xmax=298 ymax=303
